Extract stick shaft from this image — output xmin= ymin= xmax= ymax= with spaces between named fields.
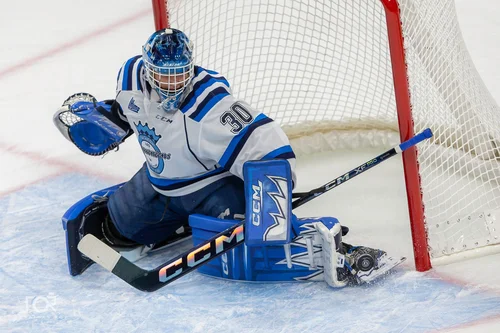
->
xmin=292 ymin=128 xmax=432 ymax=209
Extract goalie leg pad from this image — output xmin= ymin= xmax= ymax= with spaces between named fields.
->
xmin=62 ymin=184 xmax=123 ymax=276
xmin=62 ymin=182 xmax=176 ymax=276
xmin=309 ymin=220 xmax=348 ymax=288
xmin=243 ymin=159 xmax=293 ymax=246
xmin=189 ymin=214 xmax=349 ymax=284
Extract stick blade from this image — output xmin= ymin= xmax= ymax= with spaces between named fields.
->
xmin=77 ymin=234 xmax=121 ymax=272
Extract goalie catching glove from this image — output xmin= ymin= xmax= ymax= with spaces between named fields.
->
xmin=53 ymin=93 xmax=132 ymax=156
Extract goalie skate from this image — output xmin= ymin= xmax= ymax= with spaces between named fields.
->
xmin=356 ymin=254 xmax=406 ymax=284
xmin=343 ymin=244 xmax=406 ymax=284
xmin=308 ymin=220 xmax=405 ymax=287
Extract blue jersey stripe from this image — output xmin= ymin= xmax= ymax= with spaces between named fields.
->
xmin=136 ymin=60 xmax=144 ymax=92
xmin=121 ymin=55 xmax=141 ymax=91
xmin=271 ymin=151 xmax=296 ymax=160
xmin=147 ymin=167 xmax=227 ymax=191
xmin=260 ymin=146 xmax=296 ymax=161
xmin=121 ymin=59 xmax=131 ymax=90
xmin=219 ymin=114 xmax=273 ymax=169
xmin=181 ymin=75 xmax=230 ymax=112
xmin=116 ymin=67 xmax=122 ymax=83
xmin=204 ymin=68 xmax=220 ymax=75
xmin=193 ymin=66 xmax=203 ymax=76
xmin=190 ymin=87 xmax=230 ymax=122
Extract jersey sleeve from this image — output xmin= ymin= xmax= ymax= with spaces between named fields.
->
xmin=114 ymin=55 xmax=146 ymax=123
xmin=196 ymin=96 xmax=297 ymax=184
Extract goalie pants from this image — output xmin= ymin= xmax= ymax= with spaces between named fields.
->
xmin=107 ymin=163 xmax=245 ymax=245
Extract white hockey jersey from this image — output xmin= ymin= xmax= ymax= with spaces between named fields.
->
xmin=115 ymin=56 xmax=296 ymax=197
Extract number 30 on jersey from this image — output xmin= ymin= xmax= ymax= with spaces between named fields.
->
xmin=220 ymin=102 xmax=253 ymax=134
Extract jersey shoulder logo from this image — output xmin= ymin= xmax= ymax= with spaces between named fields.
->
xmin=135 ymin=122 xmax=170 ymax=174
xmin=128 ymin=98 xmax=140 ymax=113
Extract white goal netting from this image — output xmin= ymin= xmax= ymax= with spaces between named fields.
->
xmin=163 ymin=0 xmax=500 ymax=264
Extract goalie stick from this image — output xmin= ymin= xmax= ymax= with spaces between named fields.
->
xmin=291 ymin=128 xmax=433 ymax=208
xmin=78 ymin=128 xmax=433 ymax=292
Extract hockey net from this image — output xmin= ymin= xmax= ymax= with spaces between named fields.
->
xmin=153 ymin=0 xmax=500 ymax=270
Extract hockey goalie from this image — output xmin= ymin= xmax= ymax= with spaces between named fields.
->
xmin=53 ymin=28 xmax=404 ymax=289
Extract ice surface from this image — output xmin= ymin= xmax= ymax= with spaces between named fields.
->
xmin=1 ymin=0 xmax=500 ymax=332
xmin=2 ymin=172 xmax=500 ymax=333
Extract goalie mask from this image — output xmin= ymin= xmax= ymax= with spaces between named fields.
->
xmin=142 ymin=28 xmax=194 ymax=112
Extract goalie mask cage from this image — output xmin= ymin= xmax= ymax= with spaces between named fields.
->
xmin=151 ymin=0 xmax=500 ymax=271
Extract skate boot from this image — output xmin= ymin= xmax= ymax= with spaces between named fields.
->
xmin=341 ymin=243 xmax=406 ymax=284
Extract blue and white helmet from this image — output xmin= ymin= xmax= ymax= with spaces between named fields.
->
xmin=142 ymin=28 xmax=194 ymax=111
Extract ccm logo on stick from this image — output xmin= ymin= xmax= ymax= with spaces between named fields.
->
xmin=158 ymin=225 xmax=244 ymax=282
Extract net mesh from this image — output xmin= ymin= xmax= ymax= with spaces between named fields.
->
xmin=399 ymin=0 xmax=500 ymax=258
xmin=164 ymin=0 xmax=500 ymax=260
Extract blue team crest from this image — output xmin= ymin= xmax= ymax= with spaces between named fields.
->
xmin=128 ymin=98 xmax=140 ymax=112
xmin=135 ymin=122 xmax=169 ymax=174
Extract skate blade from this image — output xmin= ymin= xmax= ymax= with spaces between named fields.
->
xmin=356 ymin=255 xmax=406 ymax=284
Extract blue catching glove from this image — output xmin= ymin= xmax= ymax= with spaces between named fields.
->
xmin=53 ymin=93 xmax=131 ymax=156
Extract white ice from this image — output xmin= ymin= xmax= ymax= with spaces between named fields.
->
xmin=1 ymin=1 xmax=500 ymax=332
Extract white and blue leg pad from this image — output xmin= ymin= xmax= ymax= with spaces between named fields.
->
xmin=189 ymin=213 xmax=349 ymax=286
xmin=243 ymin=159 xmax=292 ymax=246
xmin=190 ymin=159 xmax=349 ymax=286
